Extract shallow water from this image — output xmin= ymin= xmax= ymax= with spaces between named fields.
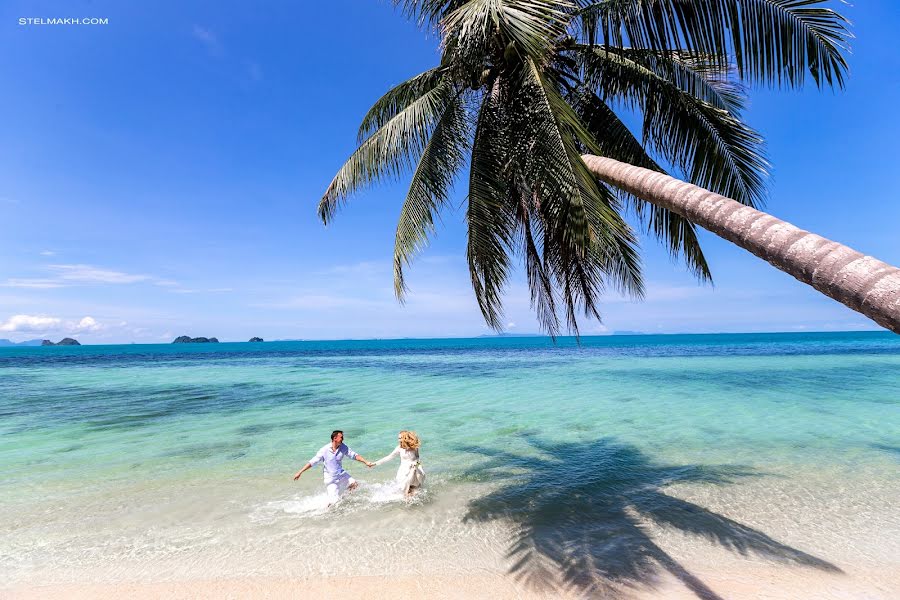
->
xmin=1 ymin=332 xmax=899 ymax=593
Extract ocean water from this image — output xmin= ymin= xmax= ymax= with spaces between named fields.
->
xmin=1 ymin=332 xmax=899 ymax=594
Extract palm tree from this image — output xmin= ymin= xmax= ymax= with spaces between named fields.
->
xmin=319 ymin=1 xmax=900 ymax=335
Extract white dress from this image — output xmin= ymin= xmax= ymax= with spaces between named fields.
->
xmin=374 ymin=446 xmax=425 ymax=494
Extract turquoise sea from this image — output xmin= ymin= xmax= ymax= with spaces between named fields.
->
xmin=2 ymin=332 xmax=899 ymax=595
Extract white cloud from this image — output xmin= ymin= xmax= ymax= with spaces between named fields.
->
xmin=49 ymin=264 xmax=152 ymax=284
xmin=5 ymin=265 xmax=178 ymax=289
xmin=3 ymin=278 xmax=66 ymax=289
xmin=0 ymin=314 xmax=105 ymax=334
xmin=170 ymin=287 xmax=233 ymax=294
xmin=321 ymin=260 xmax=389 ymax=278
xmin=74 ymin=316 xmax=103 ymax=332
xmin=40 ymin=250 xmax=56 ymax=256
xmin=0 ymin=314 xmax=61 ymax=332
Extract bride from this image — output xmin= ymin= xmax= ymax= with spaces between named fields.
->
xmin=374 ymin=430 xmax=425 ymax=497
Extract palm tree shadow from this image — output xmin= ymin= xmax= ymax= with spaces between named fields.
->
xmin=461 ymin=436 xmax=841 ymax=599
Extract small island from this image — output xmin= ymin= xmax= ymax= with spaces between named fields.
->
xmin=249 ymin=337 xmax=264 ymax=342
xmin=172 ymin=336 xmax=219 ymax=344
xmin=41 ymin=338 xmax=81 ymax=346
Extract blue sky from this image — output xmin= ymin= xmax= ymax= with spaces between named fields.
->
xmin=0 ymin=1 xmax=897 ymax=343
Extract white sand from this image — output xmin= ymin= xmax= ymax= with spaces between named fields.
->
xmin=6 ymin=566 xmax=899 ymax=600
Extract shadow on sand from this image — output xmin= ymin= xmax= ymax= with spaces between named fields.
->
xmin=461 ymin=435 xmax=841 ymax=599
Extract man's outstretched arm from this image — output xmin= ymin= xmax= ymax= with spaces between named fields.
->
xmin=294 ymin=450 xmax=324 ymax=480
xmin=355 ymin=454 xmax=375 ymax=468
xmin=293 ymin=462 xmax=313 ymax=480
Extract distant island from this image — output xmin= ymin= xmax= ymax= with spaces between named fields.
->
xmin=41 ymin=338 xmax=81 ymax=346
xmin=172 ymin=336 xmax=219 ymax=344
xmin=0 ymin=338 xmax=44 ymax=347
xmin=612 ymin=331 xmax=647 ymax=335
xmin=249 ymin=337 xmax=264 ymax=342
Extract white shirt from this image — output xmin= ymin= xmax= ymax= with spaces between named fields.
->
xmin=308 ymin=442 xmax=358 ymax=484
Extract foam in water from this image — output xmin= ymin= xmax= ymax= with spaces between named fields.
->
xmin=252 ymin=480 xmax=426 ymax=524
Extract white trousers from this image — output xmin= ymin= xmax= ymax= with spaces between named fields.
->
xmin=325 ymin=472 xmax=356 ymax=501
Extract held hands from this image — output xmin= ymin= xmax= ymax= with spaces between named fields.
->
xmin=365 ymin=461 xmax=375 ymax=468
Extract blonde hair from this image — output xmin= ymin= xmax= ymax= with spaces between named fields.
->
xmin=398 ymin=430 xmax=420 ymax=450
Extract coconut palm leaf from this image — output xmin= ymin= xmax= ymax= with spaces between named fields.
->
xmin=523 ymin=59 xmax=644 ymax=331
xmin=577 ymin=0 xmax=851 ymax=88
xmin=570 ymin=88 xmax=712 ymax=281
xmin=357 ymin=67 xmax=448 ymax=142
xmin=319 ymin=80 xmax=455 ymax=223
xmin=394 ymin=92 xmax=470 ymax=298
xmin=392 ymin=0 xmax=471 ymax=28
xmin=467 ymin=85 xmax=518 ymax=330
xmin=519 ymin=206 xmax=561 ymax=337
xmin=442 ymin=0 xmax=575 ymax=67
xmin=577 ymin=45 xmax=768 ymax=208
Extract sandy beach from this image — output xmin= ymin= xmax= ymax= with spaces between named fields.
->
xmin=8 ymin=566 xmax=900 ymax=599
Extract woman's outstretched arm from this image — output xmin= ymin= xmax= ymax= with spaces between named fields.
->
xmin=374 ymin=446 xmax=400 ymax=466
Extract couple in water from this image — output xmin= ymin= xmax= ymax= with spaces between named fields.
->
xmin=292 ymin=429 xmax=425 ymax=503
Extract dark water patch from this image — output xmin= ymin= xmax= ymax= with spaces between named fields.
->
xmin=237 ymin=423 xmax=277 ymax=436
xmin=871 ymin=444 xmax=900 ymax=458
xmin=571 ymin=421 xmax=595 ymax=433
xmin=273 ymin=389 xmax=315 ymax=402
xmin=159 ymin=440 xmax=252 ymax=460
xmin=300 ymin=395 xmax=347 ymax=409
xmin=494 ymin=424 xmax=530 ymax=436
xmin=86 ymin=411 xmax=172 ymax=432
xmin=699 ymin=426 xmax=726 ymax=437
xmin=5 ymin=380 xmax=355 ymax=434
xmin=615 ymin=396 xmax=638 ymax=403
xmin=58 ymin=444 xmax=85 ymax=453
xmin=460 ymin=435 xmax=840 ymax=597
xmin=278 ymin=418 xmax=313 ymax=431
xmin=293 ymin=357 xmax=506 ymax=379
xmin=619 ymin=362 xmax=899 ymax=397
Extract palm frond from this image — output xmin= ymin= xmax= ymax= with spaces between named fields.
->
xmin=358 ymin=67 xmax=447 ymax=142
xmin=467 ymin=84 xmax=518 ymax=330
xmin=570 ymin=88 xmax=712 ymax=281
xmin=524 ymin=59 xmax=644 ymax=333
xmin=517 ymin=196 xmax=560 ymax=338
xmin=577 ymin=0 xmax=850 ymax=88
xmin=442 ymin=0 xmax=575 ymax=66
xmin=392 ymin=0 xmax=470 ymax=29
xmin=394 ymin=92 xmax=470 ymax=299
xmin=577 ymin=45 xmax=769 ymax=208
xmin=319 ymin=80 xmax=455 ymax=224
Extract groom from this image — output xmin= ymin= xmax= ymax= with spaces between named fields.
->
xmin=293 ymin=430 xmax=374 ymax=503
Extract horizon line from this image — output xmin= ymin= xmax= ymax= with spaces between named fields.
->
xmin=2 ymin=329 xmax=892 ymax=346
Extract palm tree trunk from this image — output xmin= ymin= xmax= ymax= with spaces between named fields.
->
xmin=582 ymin=155 xmax=900 ymax=333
